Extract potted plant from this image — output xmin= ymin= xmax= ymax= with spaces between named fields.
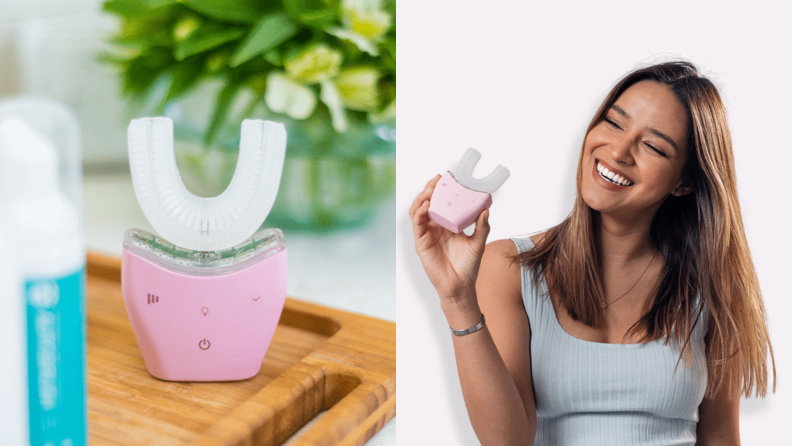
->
xmin=101 ymin=0 xmax=395 ymax=230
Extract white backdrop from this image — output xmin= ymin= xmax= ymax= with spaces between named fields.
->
xmin=397 ymin=1 xmax=791 ymax=444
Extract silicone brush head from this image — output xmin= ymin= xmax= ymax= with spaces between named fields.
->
xmin=128 ymin=117 xmax=286 ymax=251
xmin=449 ymin=148 xmax=510 ymax=194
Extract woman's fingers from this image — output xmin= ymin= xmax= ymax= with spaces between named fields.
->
xmin=411 ymin=199 xmax=432 ymax=240
xmin=408 ymin=174 xmax=441 ymax=218
xmin=424 ymin=173 xmax=442 ymax=190
xmin=471 ymin=209 xmax=491 ymax=250
xmin=411 ymin=195 xmax=430 ymax=225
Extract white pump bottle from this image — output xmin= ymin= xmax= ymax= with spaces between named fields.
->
xmin=0 ymin=117 xmax=87 ymax=446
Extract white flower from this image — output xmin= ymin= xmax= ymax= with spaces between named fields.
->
xmin=327 ymin=0 xmax=392 ymax=56
xmin=264 ymin=71 xmax=317 ymax=120
xmin=326 ymin=28 xmax=379 ymax=56
xmin=284 ymin=44 xmax=343 ymax=84
xmin=341 ymin=0 xmax=392 ymax=40
xmin=320 ymin=80 xmax=348 ymax=133
xmin=334 ymin=67 xmax=379 ymax=111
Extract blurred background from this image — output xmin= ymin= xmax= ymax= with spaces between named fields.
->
xmin=0 ymin=0 xmax=395 ymax=443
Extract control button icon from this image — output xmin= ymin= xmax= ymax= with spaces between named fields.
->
xmin=251 ymin=294 xmax=261 ymax=303
xmin=200 ymin=306 xmax=209 ymax=316
xmin=198 ymin=339 xmax=210 ymax=350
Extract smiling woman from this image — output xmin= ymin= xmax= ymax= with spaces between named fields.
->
xmin=410 ymin=61 xmax=776 ymax=445
xmin=582 ymin=82 xmax=691 ymax=220
xmin=585 ymin=81 xmax=688 ymax=200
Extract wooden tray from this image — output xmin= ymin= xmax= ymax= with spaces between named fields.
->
xmin=86 ymin=252 xmax=396 ymax=445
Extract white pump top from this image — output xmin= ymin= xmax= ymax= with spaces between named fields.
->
xmin=0 ymin=98 xmax=83 ymax=220
xmin=0 ymin=117 xmax=84 ymax=276
xmin=0 ymin=118 xmax=60 ymax=199
xmin=449 ymin=148 xmax=510 ymax=194
xmin=128 ymin=117 xmax=286 ymax=251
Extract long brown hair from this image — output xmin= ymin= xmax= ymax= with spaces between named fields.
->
xmin=518 ymin=61 xmax=776 ymax=398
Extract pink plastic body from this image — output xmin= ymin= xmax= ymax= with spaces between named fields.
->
xmin=428 ymin=171 xmax=492 ymax=233
xmin=121 ymin=248 xmax=287 ymax=381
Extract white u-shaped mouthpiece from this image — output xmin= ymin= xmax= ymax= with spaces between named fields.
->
xmin=450 ymin=148 xmax=510 ymax=194
xmin=128 ymin=117 xmax=286 ymax=251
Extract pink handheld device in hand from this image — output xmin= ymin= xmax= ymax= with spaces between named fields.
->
xmin=121 ymin=117 xmax=287 ymax=381
xmin=428 ymin=148 xmax=509 ymax=233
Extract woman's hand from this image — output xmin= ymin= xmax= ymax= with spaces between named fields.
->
xmin=411 ymin=177 xmax=536 ymax=444
xmin=409 ymin=175 xmax=491 ymax=305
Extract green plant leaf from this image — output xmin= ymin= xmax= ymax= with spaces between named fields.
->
xmin=180 ymin=0 xmax=262 ymax=24
xmin=229 ymin=13 xmax=299 ymax=67
xmin=96 ymin=49 xmax=131 ymax=67
xmin=283 ymin=0 xmax=339 ymax=28
xmin=123 ymin=48 xmax=173 ymax=95
xmin=174 ymin=25 xmax=245 ymax=61
xmin=113 ymin=9 xmax=178 ymax=50
xmin=204 ymin=82 xmax=242 ymax=147
xmin=263 ymin=50 xmax=282 ymax=67
xmin=159 ymin=55 xmax=205 ymax=110
xmin=110 ymin=31 xmax=172 ymax=54
xmin=382 ymin=37 xmax=395 ymax=72
xmin=103 ymin=0 xmax=178 ymax=16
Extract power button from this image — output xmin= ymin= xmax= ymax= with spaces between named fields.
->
xmin=198 ymin=338 xmax=210 ymax=350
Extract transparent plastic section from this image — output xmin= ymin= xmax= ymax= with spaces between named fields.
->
xmin=449 ymin=148 xmax=510 ymax=194
xmin=123 ymin=228 xmax=286 ymax=276
xmin=128 ymin=117 xmax=286 ymax=251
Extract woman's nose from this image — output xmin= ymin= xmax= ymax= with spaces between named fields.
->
xmin=611 ymin=136 xmax=635 ymax=164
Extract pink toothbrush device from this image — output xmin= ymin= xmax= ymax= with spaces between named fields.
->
xmin=428 ymin=148 xmax=510 ymax=233
xmin=121 ymin=117 xmax=287 ymax=382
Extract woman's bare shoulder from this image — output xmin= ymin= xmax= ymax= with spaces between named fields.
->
xmin=479 ymin=231 xmax=549 ymax=295
xmin=484 ymin=238 xmax=519 ymax=257
xmin=478 ymin=239 xmax=522 ymax=303
xmin=484 ymin=231 xmax=548 ymax=262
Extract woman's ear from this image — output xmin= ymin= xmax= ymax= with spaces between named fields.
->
xmin=671 ymin=183 xmax=694 ymax=197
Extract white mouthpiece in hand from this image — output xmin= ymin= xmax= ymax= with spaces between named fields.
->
xmin=128 ymin=117 xmax=286 ymax=251
xmin=449 ymin=148 xmax=509 ymax=194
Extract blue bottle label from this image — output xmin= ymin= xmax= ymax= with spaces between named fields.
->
xmin=26 ymin=267 xmax=87 ymax=446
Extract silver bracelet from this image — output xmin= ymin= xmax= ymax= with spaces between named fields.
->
xmin=450 ymin=313 xmax=486 ymax=336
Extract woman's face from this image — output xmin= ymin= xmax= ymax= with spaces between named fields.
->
xmin=580 ymin=80 xmax=690 ymax=219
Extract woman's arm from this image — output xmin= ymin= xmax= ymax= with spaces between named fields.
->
xmin=446 ymin=239 xmax=537 ymax=444
xmin=696 ymin=320 xmax=742 ymax=445
xmin=696 ymin=391 xmax=740 ymax=445
xmin=410 ymin=176 xmax=536 ymax=445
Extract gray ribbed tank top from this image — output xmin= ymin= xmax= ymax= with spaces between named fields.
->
xmin=510 ymin=236 xmax=708 ymax=445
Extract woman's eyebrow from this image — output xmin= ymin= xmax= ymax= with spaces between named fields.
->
xmin=612 ymin=105 xmax=631 ymax=119
xmin=610 ymin=105 xmax=678 ymax=152
xmin=647 ymin=128 xmax=678 ymax=152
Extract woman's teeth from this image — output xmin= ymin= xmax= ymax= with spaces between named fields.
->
xmin=596 ymin=161 xmax=633 ymax=186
